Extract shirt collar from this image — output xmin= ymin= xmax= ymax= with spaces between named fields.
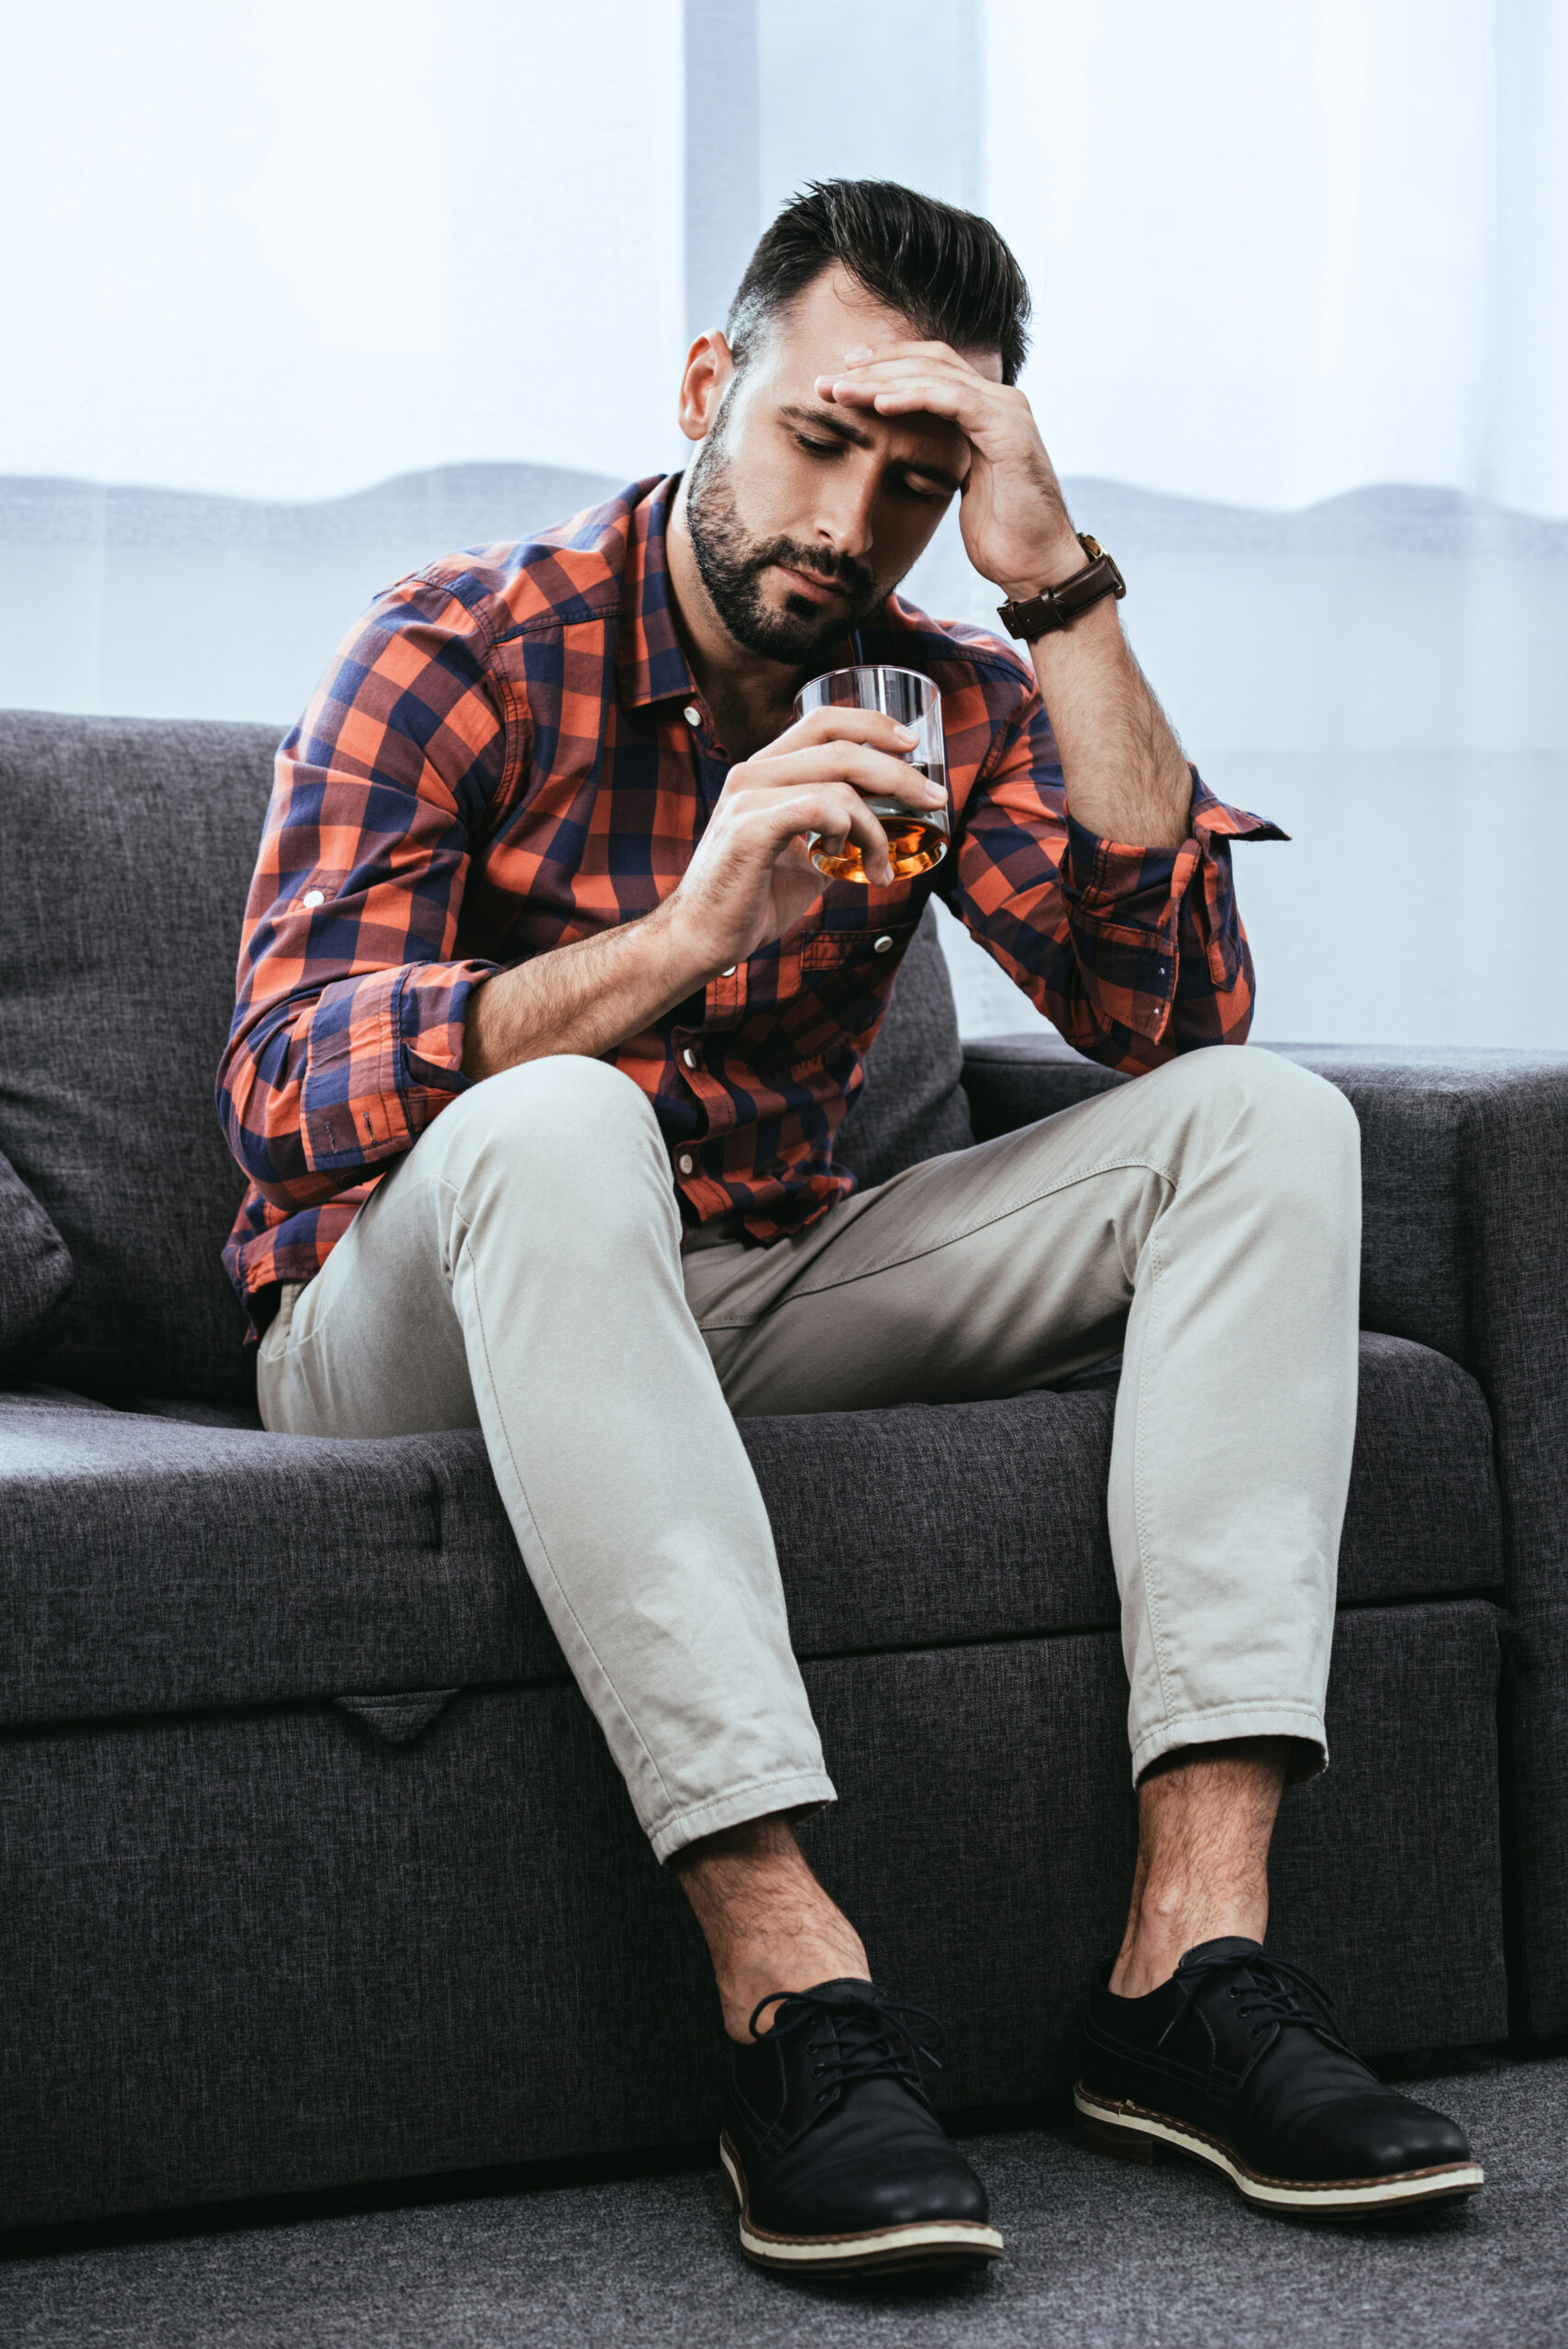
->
xmin=617 ymin=474 xmax=695 ymax=709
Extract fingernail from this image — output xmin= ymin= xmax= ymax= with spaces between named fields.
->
xmin=893 ymin=722 xmax=918 ymax=745
xmin=843 ymin=345 xmax=874 ymax=362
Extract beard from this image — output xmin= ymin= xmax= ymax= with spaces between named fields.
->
xmin=684 ymin=417 xmax=893 ymax=666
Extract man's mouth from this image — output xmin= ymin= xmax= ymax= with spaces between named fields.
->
xmin=774 ymin=563 xmax=848 ymax=607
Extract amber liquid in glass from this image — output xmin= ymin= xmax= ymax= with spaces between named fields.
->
xmin=809 ymin=763 xmax=949 ymax=884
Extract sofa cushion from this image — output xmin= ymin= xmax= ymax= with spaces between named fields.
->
xmin=0 ymin=713 xmax=278 ymax=1406
xmin=835 ymin=902 xmax=974 ymax=1187
xmin=0 ymin=1332 xmax=1501 ymax=1730
xmin=0 ymin=1147 xmax=72 ymax=1376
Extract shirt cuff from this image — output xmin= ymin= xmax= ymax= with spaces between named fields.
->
xmin=1060 ymin=772 xmax=1284 ymax=1041
xmin=300 ymin=959 xmax=498 ymax=1174
xmin=1064 ymin=774 xmax=1284 ymax=920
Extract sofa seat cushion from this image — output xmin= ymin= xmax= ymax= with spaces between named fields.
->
xmin=0 ymin=1330 xmax=1501 ymax=1731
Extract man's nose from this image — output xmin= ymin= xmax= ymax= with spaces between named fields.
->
xmin=814 ymin=467 xmax=877 ymax=562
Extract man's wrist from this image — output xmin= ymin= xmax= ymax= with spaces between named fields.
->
xmin=994 ymin=528 xmax=1091 ymax=603
xmin=649 ymin=894 xmax=733 ymax=996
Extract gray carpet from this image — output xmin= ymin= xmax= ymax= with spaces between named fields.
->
xmin=4 ymin=2060 xmax=1563 ymax=2348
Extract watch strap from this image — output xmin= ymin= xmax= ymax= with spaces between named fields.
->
xmin=997 ymin=535 xmax=1127 ymax=640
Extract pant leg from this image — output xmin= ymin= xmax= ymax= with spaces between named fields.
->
xmin=682 ymin=1047 xmax=1362 ymax=1785
xmin=257 ymin=1054 xmax=834 ymax=1861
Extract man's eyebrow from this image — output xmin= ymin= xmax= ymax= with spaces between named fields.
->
xmin=779 ymin=403 xmax=962 ymax=493
xmin=780 ymin=402 xmax=875 ymax=450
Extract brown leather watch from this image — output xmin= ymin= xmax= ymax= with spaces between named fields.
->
xmin=996 ymin=535 xmax=1127 ymax=640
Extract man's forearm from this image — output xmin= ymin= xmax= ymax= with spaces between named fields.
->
xmin=462 ymin=904 xmax=709 ymax=1081
xmin=1024 ymin=573 xmax=1193 ymax=852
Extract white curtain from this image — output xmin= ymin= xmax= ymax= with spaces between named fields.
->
xmin=3 ymin=0 xmax=1562 ymax=1045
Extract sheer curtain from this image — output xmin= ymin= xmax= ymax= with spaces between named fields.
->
xmin=3 ymin=0 xmax=1562 ymax=1045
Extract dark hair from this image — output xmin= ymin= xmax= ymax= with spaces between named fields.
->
xmin=726 ymin=179 xmax=1031 ymax=385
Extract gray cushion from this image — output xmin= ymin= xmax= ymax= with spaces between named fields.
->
xmin=0 ymin=1331 xmax=1500 ymax=1729
xmin=0 ymin=712 xmax=277 ymax=1405
xmin=0 ymin=1146 xmax=72 ymax=1375
xmin=835 ymin=900 xmax=974 ymax=1186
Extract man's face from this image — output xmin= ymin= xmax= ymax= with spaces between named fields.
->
xmin=683 ymin=265 xmax=1000 ymax=667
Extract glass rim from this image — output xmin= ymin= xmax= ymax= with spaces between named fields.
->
xmin=794 ymin=662 xmax=940 ymax=708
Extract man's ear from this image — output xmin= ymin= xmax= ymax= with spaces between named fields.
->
xmin=677 ymin=330 xmax=736 ymax=445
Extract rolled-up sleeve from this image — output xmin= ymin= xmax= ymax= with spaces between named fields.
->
xmin=217 ymin=573 xmax=513 ymax=1209
xmin=950 ymin=674 xmax=1284 ymax=1072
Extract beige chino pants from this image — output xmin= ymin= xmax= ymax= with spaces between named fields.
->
xmin=258 ymin=1045 xmax=1362 ymax=1862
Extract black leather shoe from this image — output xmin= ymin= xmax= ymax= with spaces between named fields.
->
xmin=719 ymin=1977 xmax=1004 ymax=2274
xmin=1076 ymin=1937 xmax=1484 ymax=2216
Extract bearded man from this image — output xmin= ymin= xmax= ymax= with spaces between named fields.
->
xmin=218 ymin=179 xmax=1480 ymax=2274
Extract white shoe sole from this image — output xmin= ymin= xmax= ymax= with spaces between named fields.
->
xmin=1074 ymin=2083 xmax=1485 ymax=2216
xmin=718 ymin=2132 xmax=1005 ymax=2273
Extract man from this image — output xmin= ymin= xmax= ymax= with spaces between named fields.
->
xmin=219 ymin=180 xmax=1480 ymax=2273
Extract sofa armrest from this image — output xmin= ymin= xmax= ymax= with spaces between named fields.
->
xmin=962 ymin=1034 xmax=1568 ymax=1613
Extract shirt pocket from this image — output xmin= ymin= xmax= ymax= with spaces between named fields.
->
xmin=788 ymin=916 xmax=923 ymax=1061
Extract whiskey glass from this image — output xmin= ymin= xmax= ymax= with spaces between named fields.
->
xmin=795 ymin=664 xmax=950 ymax=884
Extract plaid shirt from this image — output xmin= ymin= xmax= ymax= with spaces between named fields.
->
xmin=218 ymin=473 xmax=1280 ymax=1330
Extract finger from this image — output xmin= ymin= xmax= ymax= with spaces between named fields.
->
xmin=817 ymin=364 xmax=987 ymax=419
xmin=816 ymin=354 xmax=992 ymax=399
xmin=738 ymin=741 xmax=945 ymax=807
xmin=825 ymin=351 xmax=984 ymax=384
xmin=752 ymin=706 xmax=919 ymax=762
xmin=838 ymin=338 xmax=973 ymax=368
xmin=740 ymin=785 xmax=896 ymax=884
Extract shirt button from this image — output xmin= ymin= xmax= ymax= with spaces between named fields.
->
xmin=677 ymin=1152 xmax=695 ymax=1176
xmin=303 ymin=888 xmax=326 ymax=907
xmin=873 ymin=933 xmax=894 ymax=953
xmin=684 ymin=704 xmax=702 ymax=728
xmin=721 ymin=964 xmax=738 ymax=977
xmin=682 ymin=1046 xmax=699 ymax=1069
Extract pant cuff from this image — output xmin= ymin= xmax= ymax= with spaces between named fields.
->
xmin=1130 ymin=1704 xmax=1328 ymax=1790
xmin=648 ymin=1769 xmax=839 ymax=1865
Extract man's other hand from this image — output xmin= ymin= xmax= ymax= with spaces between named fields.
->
xmin=814 ymin=340 xmax=1085 ymax=600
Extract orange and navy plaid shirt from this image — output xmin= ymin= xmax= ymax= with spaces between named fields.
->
xmin=218 ymin=474 xmax=1280 ymax=1330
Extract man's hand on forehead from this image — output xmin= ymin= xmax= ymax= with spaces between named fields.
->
xmin=813 ymin=338 xmax=1081 ymax=601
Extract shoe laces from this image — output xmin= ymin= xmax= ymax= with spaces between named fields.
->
xmin=748 ymin=1987 xmax=948 ymax=2109
xmin=1158 ymin=1948 xmax=1355 ymax=2057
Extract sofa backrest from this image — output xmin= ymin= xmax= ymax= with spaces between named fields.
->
xmin=0 ymin=711 xmax=970 ymax=1404
xmin=0 ymin=713 xmax=280 ymax=1402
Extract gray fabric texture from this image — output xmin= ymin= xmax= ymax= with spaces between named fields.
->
xmin=0 ymin=714 xmax=966 ymax=1408
xmin=833 ymin=902 xmax=975 ymax=1187
xmin=1505 ymin=1601 xmax=1568 ymax=2036
xmin=0 ymin=2059 xmax=1555 ymax=2349
xmin=0 ymin=1147 xmax=72 ymax=1375
xmin=0 ymin=1331 xmax=1500 ymax=1730
xmin=0 ymin=713 xmax=278 ymax=1405
xmin=0 ymin=1600 xmax=1505 ymax=2228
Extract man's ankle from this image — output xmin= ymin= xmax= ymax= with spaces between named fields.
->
xmin=671 ymin=1811 xmax=870 ymax=2042
xmin=1109 ymin=1900 xmax=1265 ymax=1999
xmin=716 ymin=1946 xmax=872 ymax=2043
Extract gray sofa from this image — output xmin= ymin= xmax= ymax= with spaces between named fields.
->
xmin=1 ymin=708 xmax=1563 ymax=2232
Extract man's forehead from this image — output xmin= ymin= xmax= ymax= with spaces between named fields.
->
xmin=764 ymin=263 xmax=1004 ymax=386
